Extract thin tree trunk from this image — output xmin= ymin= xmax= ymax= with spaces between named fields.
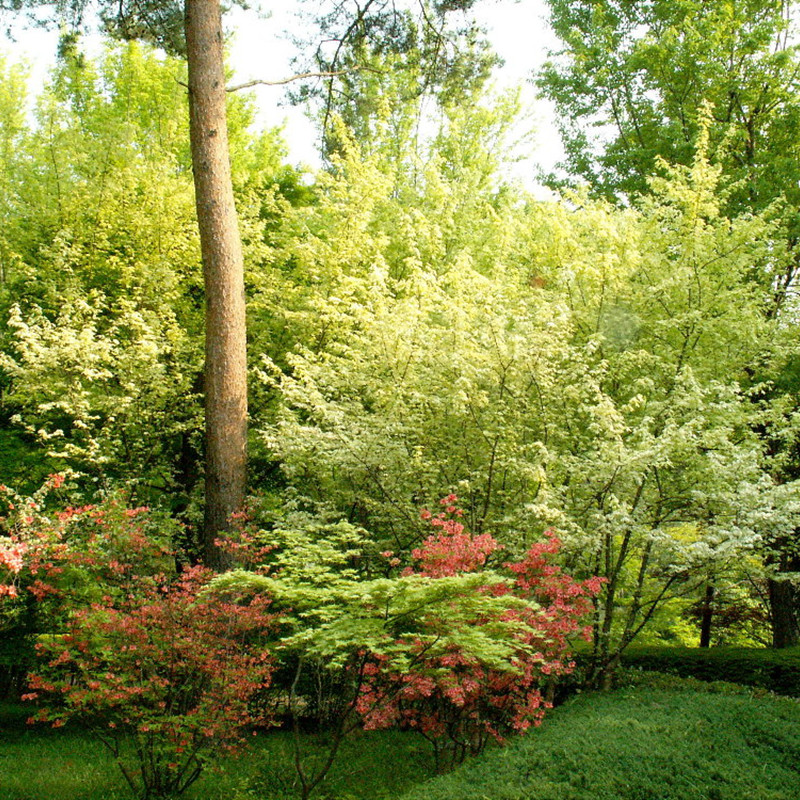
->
xmin=699 ymin=582 xmax=714 ymax=648
xmin=184 ymin=0 xmax=247 ymax=568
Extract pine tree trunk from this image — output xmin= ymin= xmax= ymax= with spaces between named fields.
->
xmin=184 ymin=0 xmax=247 ymax=568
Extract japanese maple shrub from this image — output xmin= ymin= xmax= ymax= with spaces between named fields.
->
xmin=1 ymin=486 xmax=280 ymax=800
xmin=358 ymin=498 xmax=603 ymax=771
xmin=212 ymin=498 xmax=601 ymax=780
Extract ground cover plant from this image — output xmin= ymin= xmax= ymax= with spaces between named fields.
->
xmin=5 ymin=676 xmax=800 ymax=800
xmin=398 ymin=676 xmax=800 ymax=800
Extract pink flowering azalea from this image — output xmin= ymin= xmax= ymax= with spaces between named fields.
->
xmin=358 ymin=498 xmax=601 ymax=771
xmin=0 ymin=540 xmax=26 ymax=573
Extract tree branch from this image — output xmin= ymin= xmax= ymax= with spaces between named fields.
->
xmin=226 ymin=68 xmax=362 ymax=93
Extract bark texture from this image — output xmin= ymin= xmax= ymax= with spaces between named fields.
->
xmin=185 ymin=0 xmax=247 ymax=567
xmin=768 ymin=555 xmax=800 ymax=648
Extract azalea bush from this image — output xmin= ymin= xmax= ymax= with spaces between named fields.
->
xmin=0 ymin=485 xmax=280 ymax=800
xmin=26 ymin=565 xmax=279 ymax=800
xmin=212 ymin=498 xmax=601 ymax=780
xmin=0 ymin=478 xmax=176 ymax=632
xmin=357 ymin=499 xmax=602 ymax=771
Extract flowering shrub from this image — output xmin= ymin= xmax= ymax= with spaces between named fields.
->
xmin=207 ymin=500 xmax=602 ymax=778
xmin=0 ymin=479 xmax=174 ymax=619
xmin=0 ymin=484 xmax=280 ymax=800
xmin=26 ymin=566 xmax=278 ymax=799
xmin=357 ymin=499 xmax=602 ymax=771
xmin=0 ymin=537 xmax=26 ymax=599
xmin=0 ymin=478 xmax=59 ymax=602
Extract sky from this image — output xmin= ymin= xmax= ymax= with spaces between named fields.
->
xmin=0 ymin=0 xmax=564 ymax=191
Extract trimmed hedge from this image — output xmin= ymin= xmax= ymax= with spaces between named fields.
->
xmin=614 ymin=645 xmax=800 ymax=696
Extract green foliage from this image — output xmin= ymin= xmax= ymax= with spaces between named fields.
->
xmin=612 ymin=645 xmax=800 ymax=697
xmin=398 ymin=683 xmax=800 ymax=800
xmin=212 ymin=510 xmax=543 ymax=678
xmin=538 ymin=0 xmax=800 ymax=216
xmin=0 ymin=18 xmax=797 ymax=686
xmin=258 ymin=113 xmax=798 ymax=664
xmin=0 ymin=40 xmax=294 ymax=506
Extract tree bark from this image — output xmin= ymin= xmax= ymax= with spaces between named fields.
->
xmin=699 ymin=582 xmax=714 ymax=648
xmin=184 ymin=0 xmax=247 ymax=568
xmin=768 ymin=554 xmax=800 ymax=648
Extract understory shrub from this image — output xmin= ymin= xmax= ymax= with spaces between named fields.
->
xmin=215 ymin=499 xmax=602 ymax=779
xmin=2 ymin=489 xmax=600 ymax=798
xmin=613 ymin=645 xmax=800 ymax=696
xmin=357 ymin=506 xmax=603 ymax=771
xmin=1 ymin=487 xmax=281 ymax=800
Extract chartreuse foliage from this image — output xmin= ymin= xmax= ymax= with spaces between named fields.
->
xmin=0 ymin=40 xmax=292 ymax=503
xmin=208 ymin=499 xmax=597 ymax=787
xmin=0 ymin=43 xmax=200 ymax=496
xmin=259 ymin=115 xmax=800 ymax=667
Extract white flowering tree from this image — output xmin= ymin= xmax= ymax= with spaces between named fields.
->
xmin=259 ymin=113 xmax=800 ymax=672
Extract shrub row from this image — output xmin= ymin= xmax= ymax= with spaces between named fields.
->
xmin=613 ymin=645 xmax=800 ymax=696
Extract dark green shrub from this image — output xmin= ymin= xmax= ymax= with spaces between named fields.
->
xmin=0 ymin=630 xmax=35 ymax=700
xmin=612 ymin=645 xmax=800 ymax=696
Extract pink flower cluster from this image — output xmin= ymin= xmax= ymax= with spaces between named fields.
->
xmin=23 ymin=518 xmax=280 ymax=799
xmin=358 ymin=498 xmax=602 ymax=766
xmin=0 ymin=540 xmax=27 ymax=598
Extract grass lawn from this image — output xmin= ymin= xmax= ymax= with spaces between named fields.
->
xmin=0 ymin=701 xmax=434 ymax=800
xmin=3 ymin=676 xmax=800 ymax=800
xmin=400 ymin=675 xmax=800 ymax=800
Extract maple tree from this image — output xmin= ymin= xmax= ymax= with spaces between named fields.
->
xmin=357 ymin=500 xmax=601 ymax=771
xmin=211 ymin=498 xmax=600 ymax=781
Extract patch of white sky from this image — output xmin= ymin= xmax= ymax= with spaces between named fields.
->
xmin=0 ymin=0 xmax=564 ymax=195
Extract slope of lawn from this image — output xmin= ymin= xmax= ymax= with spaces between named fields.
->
xmin=4 ymin=675 xmax=800 ymax=800
xmin=400 ymin=675 xmax=800 ymax=800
